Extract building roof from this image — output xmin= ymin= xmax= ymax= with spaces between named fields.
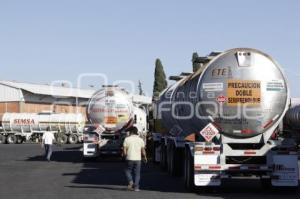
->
xmin=0 ymin=80 xmax=96 ymax=99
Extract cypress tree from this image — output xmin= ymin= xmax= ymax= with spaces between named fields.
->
xmin=153 ymin=59 xmax=167 ymax=99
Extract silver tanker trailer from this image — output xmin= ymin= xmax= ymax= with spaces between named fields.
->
xmin=0 ymin=112 xmax=85 ymax=144
xmin=152 ymin=48 xmax=299 ymax=190
xmin=83 ymin=85 xmax=148 ymax=159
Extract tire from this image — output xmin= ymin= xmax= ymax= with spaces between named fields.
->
xmin=0 ymin=135 xmax=6 ymax=144
xmin=167 ymin=142 xmax=183 ymax=176
xmin=152 ymin=141 xmax=159 ymax=163
xmin=68 ymin=134 xmax=78 ymax=144
xmin=160 ymin=142 xmax=167 ymax=171
xmin=168 ymin=143 xmax=175 ymax=175
xmin=7 ymin=134 xmax=17 ymax=144
xmin=57 ymin=134 xmax=68 ymax=144
xmin=184 ymin=147 xmax=195 ymax=191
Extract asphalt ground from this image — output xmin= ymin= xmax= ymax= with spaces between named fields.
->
xmin=0 ymin=144 xmax=299 ymax=199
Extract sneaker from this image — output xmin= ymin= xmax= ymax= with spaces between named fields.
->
xmin=127 ymin=182 xmax=134 ymax=191
xmin=134 ymin=188 xmax=140 ymax=192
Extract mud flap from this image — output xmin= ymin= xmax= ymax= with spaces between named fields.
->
xmin=271 ymin=155 xmax=299 ymax=187
xmin=194 ymin=154 xmax=221 ymax=186
xmin=194 ymin=173 xmax=221 ymax=186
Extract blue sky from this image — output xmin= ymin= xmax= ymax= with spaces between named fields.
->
xmin=0 ymin=0 xmax=300 ymax=96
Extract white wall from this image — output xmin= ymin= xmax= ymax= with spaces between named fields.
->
xmin=0 ymin=84 xmax=23 ymax=102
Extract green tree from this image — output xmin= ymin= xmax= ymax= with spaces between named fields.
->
xmin=153 ymin=59 xmax=167 ymax=99
xmin=192 ymin=52 xmax=200 ymax=72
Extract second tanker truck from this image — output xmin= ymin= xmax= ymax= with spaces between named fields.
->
xmin=83 ymin=85 xmax=149 ymax=159
xmin=152 ymin=48 xmax=299 ymax=190
xmin=0 ymin=112 xmax=85 ymax=144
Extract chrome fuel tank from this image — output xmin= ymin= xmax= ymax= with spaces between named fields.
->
xmin=157 ymin=48 xmax=289 ymax=139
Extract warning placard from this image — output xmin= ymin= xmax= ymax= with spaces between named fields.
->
xmin=105 ymin=116 xmax=117 ymax=124
xmin=227 ymin=80 xmax=261 ymax=106
xmin=199 ymin=123 xmax=219 ymax=142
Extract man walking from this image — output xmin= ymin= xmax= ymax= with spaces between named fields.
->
xmin=42 ymin=131 xmax=55 ymax=162
xmin=123 ymin=126 xmax=147 ymax=192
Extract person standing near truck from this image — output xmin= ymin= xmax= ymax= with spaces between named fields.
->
xmin=42 ymin=130 xmax=56 ymax=162
xmin=123 ymin=126 xmax=147 ymax=192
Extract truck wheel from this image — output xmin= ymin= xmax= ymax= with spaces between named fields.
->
xmin=169 ymin=145 xmax=183 ymax=176
xmin=184 ymin=147 xmax=195 ymax=191
xmin=168 ymin=143 xmax=176 ymax=176
xmin=57 ymin=134 xmax=68 ymax=144
xmin=7 ymin=134 xmax=17 ymax=144
xmin=68 ymin=134 xmax=78 ymax=144
xmin=0 ymin=135 xmax=6 ymax=144
xmin=160 ymin=143 xmax=167 ymax=171
xmin=152 ymin=141 xmax=159 ymax=163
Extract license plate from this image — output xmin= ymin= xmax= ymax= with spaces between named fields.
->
xmin=87 ymin=144 xmax=96 ymax=149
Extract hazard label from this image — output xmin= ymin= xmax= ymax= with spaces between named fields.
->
xmin=216 ymin=95 xmax=226 ymax=103
xmin=105 ymin=116 xmax=117 ymax=124
xmin=227 ymin=80 xmax=261 ymax=106
xmin=199 ymin=123 xmax=219 ymax=142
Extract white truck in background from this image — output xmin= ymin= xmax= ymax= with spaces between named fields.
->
xmin=83 ymin=85 xmax=149 ymax=159
xmin=0 ymin=112 xmax=85 ymax=144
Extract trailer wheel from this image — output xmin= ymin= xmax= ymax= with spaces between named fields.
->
xmin=7 ymin=134 xmax=17 ymax=144
xmin=57 ymin=134 xmax=68 ymax=145
xmin=68 ymin=134 xmax=78 ymax=144
xmin=160 ymin=142 xmax=167 ymax=171
xmin=152 ymin=140 xmax=160 ymax=163
xmin=184 ymin=147 xmax=195 ymax=191
xmin=0 ymin=135 xmax=6 ymax=144
xmin=168 ymin=143 xmax=176 ymax=176
xmin=168 ymin=144 xmax=183 ymax=176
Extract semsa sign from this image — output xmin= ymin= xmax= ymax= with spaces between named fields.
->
xmin=227 ymin=79 xmax=261 ymax=106
xmin=13 ymin=119 xmax=35 ymax=125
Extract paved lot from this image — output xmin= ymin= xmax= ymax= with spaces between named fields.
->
xmin=0 ymin=144 xmax=299 ymax=199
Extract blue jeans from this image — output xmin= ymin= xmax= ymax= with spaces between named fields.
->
xmin=125 ymin=160 xmax=141 ymax=189
xmin=44 ymin=144 xmax=53 ymax=161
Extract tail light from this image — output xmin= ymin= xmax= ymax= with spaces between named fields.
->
xmin=195 ymin=146 xmax=204 ymax=151
xmin=83 ymin=135 xmax=89 ymax=142
xmin=204 ymin=147 xmax=212 ymax=151
xmin=213 ymin=147 xmax=220 ymax=151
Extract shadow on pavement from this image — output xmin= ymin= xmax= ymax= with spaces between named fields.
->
xmin=63 ymin=161 xmax=188 ymax=193
xmin=26 ymin=149 xmax=83 ymax=163
xmin=25 ymin=145 xmax=300 ymax=195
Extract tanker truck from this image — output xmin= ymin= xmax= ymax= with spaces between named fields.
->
xmin=0 ymin=112 xmax=85 ymax=144
xmin=83 ymin=85 xmax=148 ymax=158
xmin=152 ymin=48 xmax=299 ymax=191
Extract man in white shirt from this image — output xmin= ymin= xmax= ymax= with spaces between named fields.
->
xmin=42 ymin=131 xmax=56 ymax=162
xmin=123 ymin=126 xmax=147 ymax=192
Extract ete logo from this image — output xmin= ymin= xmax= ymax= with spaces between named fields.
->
xmin=199 ymin=123 xmax=219 ymax=142
xmin=216 ymin=95 xmax=226 ymax=103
